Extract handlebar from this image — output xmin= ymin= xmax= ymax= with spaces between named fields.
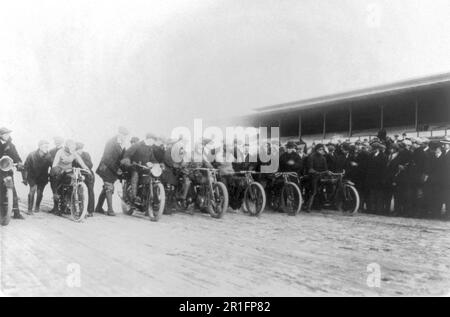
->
xmin=134 ymin=163 xmax=151 ymax=170
xmin=233 ymin=170 xmax=259 ymax=175
xmin=274 ymin=171 xmax=299 ymax=178
xmin=192 ymin=167 xmax=218 ymax=172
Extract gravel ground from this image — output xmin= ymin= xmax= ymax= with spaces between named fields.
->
xmin=1 ymin=188 xmax=449 ymax=297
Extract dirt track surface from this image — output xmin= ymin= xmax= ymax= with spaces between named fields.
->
xmin=1 ymin=194 xmax=450 ymax=297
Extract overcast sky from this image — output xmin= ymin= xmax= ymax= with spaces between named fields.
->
xmin=1 ymin=0 xmax=450 ymax=158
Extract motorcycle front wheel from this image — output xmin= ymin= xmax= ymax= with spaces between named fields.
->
xmin=342 ymin=184 xmax=360 ymax=215
xmin=207 ymin=182 xmax=229 ymax=219
xmin=70 ymin=182 xmax=89 ymax=222
xmin=148 ymin=182 xmax=165 ymax=222
xmin=244 ymin=182 xmax=266 ymax=217
xmin=120 ymin=182 xmax=135 ymax=215
xmin=0 ymin=187 xmax=13 ymax=226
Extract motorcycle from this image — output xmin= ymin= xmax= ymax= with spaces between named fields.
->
xmin=0 ymin=156 xmax=15 ymax=226
xmin=229 ymin=171 xmax=266 ymax=216
xmin=119 ymin=163 xmax=166 ymax=222
xmin=267 ymin=172 xmax=303 ymax=216
xmin=55 ymin=167 xmax=91 ymax=222
xmin=177 ymin=168 xmax=229 ymax=219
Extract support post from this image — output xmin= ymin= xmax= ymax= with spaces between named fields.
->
xmin=415 ymin=97 xmax=419 ymax=136
xmin=298 ymin=113 xmax=302 ymax=139
xmin=349 ymin=105 xmax=353 ymax=137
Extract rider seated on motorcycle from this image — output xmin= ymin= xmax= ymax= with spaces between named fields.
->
xmin=305 ymin=143 xmax=330 ymax=212
xmin=279 ymin=141 xmax=303 ymax=174
xmin=50 ymin=139 xmax=90 ymax=212
xmin=120 ymin=133 xmax=161 ymax=204
xmin=176 ymin=139 xmax=214 ymax=204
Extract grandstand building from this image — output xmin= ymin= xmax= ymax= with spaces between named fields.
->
xmin=232 ymin=72 xmax=450 ymax=144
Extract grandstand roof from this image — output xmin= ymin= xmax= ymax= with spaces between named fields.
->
xmin=255 ymin=72 xmax=450 ymax=115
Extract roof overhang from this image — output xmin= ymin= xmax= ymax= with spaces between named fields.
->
xmin=255 ymin=72 xmax=450 ymax=116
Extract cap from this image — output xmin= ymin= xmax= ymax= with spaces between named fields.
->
xmin=118 ymin=126 xmax=130 ymax=136
xmin=38 ymin=140 xmax=50 ymax=147
xmin=440 ymin=136 xmax=450 ymax=144
xmin=286 ymin=141 xmax=297 ymax=149
xmin=75 ymin=142 xmax=85 ymax=151
xmin=0 ymin=127 xmax=12 ymax=136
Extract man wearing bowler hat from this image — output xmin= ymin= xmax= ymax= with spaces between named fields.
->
xmin=0 ymin=127 xmax=26 ymax=219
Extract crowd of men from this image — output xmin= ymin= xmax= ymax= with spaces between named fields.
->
xmin=275 ymin=130 xmax=450 ymax=219
xmin=0 ymin=126 xmax=449 ymax=221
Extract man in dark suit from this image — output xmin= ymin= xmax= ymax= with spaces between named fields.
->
xmin=428 ymin=144 xmax=446 ymax=218
xmin=0 ymin=127 xmax=26 ymax=219
xmin=441 ymin=136 xmax=450 ymax=218
xmin=365 ymin=142 xmax=387 ymax=213
xmin=410 ymin=138 xmax=432 ymax=217
xmin=23 ymin=140 xmax=52 ymax=214
xmin=48 ymin=137 xmax=64 ymax=213
xmin=95 ymin=127 xmax=129 ymax=216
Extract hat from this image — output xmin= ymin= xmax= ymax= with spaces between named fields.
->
xmin=403 ymin=140 xmax=412 ymax=146
xmin=130 ymin=136 xmax=140 ymax=143
xmin=286 ymin=141 xmax=297 ymax=149
xmin=420 ymin=137 xmax=430 ymax=144
xmin=118 ymin=126 xmax=130 ymax=136
xmin=371 ymin=142 xmax=386 ymax=150
xmin=38 ymin=140 xmax=49 ymax=147
xmin=314 ymin=143 xmax=325 ymax=151
xmin=0 ymin=127 xmax=12 ymax=136
xmin=75 ymin=142 xmax=84 ymax=151
xmin=341 ymin=143 xmax=351 ymax=151
xmin=390 ymin=143 xmax=400 ymax=151
xmin=440 ymin=136 xmax=450 ymax=144
xmin=145 ymin=133 xmax=157 ymax=140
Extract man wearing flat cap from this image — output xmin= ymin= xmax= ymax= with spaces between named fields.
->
xmin=410 ymin=137 xmax=432 ymax=216
xmin=305 ymin=144 xmax=329 ymax=212
xmin=279 ymin=141 xmax=303 ymax=174
xmin=0 ymin=127 xmax=26 ymax=219
xmin=23 ymin=140 xmax=52 ymax=214
xmin=396 ymin=139 xmax=414 ymax=216
xmin=121 ymin=133 xmax=161 ymax=205
xmin=95 ymin=127 xmax=129 ymax=216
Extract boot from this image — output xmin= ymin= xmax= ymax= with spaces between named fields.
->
xmin=95 ymin=190 xmax=106 ymax=214
xmin=35 ymin=190 xmax=43 ymax=213
xmin=27 ymin=194 xmax=35 ymax=215
xmin=105 ymin=190 xmax=116 ymax=216
xmin=13 ymin=209 xmax=25 ymax=220
xmin=51 ymin=194 xmax=60 ymax=215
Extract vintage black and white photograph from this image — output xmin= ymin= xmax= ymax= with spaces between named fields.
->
xmin=0 ymin=0 xmax=449 ymax=299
